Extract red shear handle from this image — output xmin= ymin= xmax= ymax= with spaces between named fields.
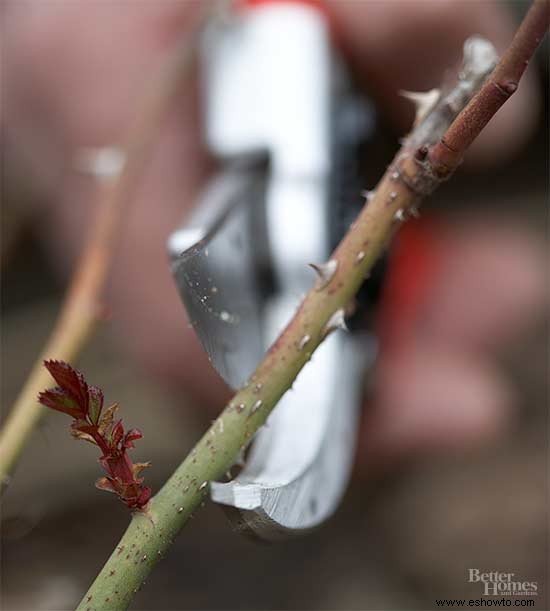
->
xmin=238 ymin=0 xmax=327 ymax=12
xmin=378 ymin=220 xmax=444 ymax=352
xmin=235 ymin=0 xmax=345 ymax=55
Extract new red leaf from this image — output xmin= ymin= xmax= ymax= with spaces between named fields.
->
xmin=38 ymin=388 xmax=83 ymax=418
xmin=123 ymin=428 xmax=143 ymax=450
xmin=109 ymin=420 xmax=125 ymax=449
xmin=40 ymin=362 xmax=151 ymax=510
xmin=88 ymin=386 xmax=104 ymax=425
xmin=43 ymin=360 xmax=89 ymax=414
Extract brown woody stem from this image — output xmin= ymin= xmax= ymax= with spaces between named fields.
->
xmin=429 ymin=0 xmax=549 ymax=177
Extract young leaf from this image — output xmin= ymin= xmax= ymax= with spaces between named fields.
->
xmin=109 ymin=420 xmax=125 ymax=448
xmin=98 ymin=404 xmax=118 ymax=437
xmin=95 ymin=476 xmax=117 ymax=494
xmin=87 ymin=386 xmax=104 ymax=425
xmin=132 ymin=462 xmax=151 ymax=480
xmin=38 ymin=388 xmax=83 ymax=418
xmin=43 ymin=360 xmax=89 ymax=413
xmin=123 ymin=429 xmax=143 ymax=450
xmin=39 ymin=362 xmax=151 ymax=510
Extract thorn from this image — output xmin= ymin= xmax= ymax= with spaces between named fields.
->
xmin=355 ymin=251 xmax=365 ymax=265
xmin=323 ymin=308 xmax=348 ymax=337
xmin=361 ymin=189 xmax=375 ymax=202
xmin=251 ymin=399 xmax=263 ymax=413
xmin=308 ymin=259 xmax=338 ymax=290
xmin=400 ymin=88 xmax=441 ymax=124
xmin=394 ymin=208 xmax=407 ymax=223
xmin=322 ymin=309 xmax=348 ymax=338
xmin=297 ymin=335 xmax=311 ymax=351
xmin=409 ymin=205 xmax=421 ymax=219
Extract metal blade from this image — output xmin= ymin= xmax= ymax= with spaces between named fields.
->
xmin=211 ymin=328 xmax=376 ymax=540
xmin=168 ymin=164 xmax=266 ymax=389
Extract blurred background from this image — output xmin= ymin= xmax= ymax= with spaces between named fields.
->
xmin=1 ymin=1 xmax=548 ymax=610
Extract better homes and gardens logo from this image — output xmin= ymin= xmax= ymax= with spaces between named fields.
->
xmin=468 ymin=569 xmax=538 ymax=597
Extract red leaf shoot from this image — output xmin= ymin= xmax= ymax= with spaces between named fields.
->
xmin=38 ymin=360 xmax=151 ymax=510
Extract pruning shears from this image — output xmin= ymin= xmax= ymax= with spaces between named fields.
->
xmin=168 ymin=0 xmax=379 ymax=540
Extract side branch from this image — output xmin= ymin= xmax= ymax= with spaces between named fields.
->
xmin=0 ymin=19 xmax=204 ymax=488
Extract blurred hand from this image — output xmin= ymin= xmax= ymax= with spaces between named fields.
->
xmin=3 ymin=1 xmax=545 ymax=465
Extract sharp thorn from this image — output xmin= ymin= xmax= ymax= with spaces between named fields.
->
xmin=322 ymin=309 xmax=348 ymax=338
xmin=400 ymin=88 xmax=441 ymax=124
xmin=361 ymin=189 xmax=375 ymax=202
xmin=393 ymin=208 xmax=407 ymax=223
xmin=308 ymin=259 xmax=338 ymax=290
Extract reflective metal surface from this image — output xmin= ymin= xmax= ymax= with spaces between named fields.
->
xmin=211 ymin=331 xmax=375 ymax=540
xmin=168 ymin=164 xmax=266 ymax=389
xmin=168 ymin=1 xmax=375 ymax=540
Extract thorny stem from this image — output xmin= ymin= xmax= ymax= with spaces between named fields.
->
xmin=0 ymin=10 xmax=206 ymax=489
xmin=76 ymin=4 xmax=548 ymax=610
